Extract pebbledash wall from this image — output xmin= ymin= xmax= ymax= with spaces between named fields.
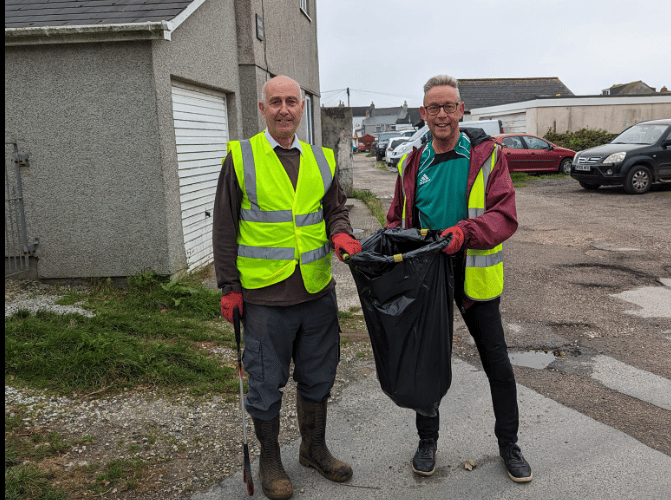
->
xmin=236 ymin=0 xmax=322 ymax=142
xmin=469 ymin=95 xmax=671 ymax=135
xmin=4 ymin=0 xmax=322 ymax=280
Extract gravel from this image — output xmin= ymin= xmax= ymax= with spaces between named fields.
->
xmin=4 ymin=279 xmax=374 ymax=498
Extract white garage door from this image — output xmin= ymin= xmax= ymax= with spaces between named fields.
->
xmin=171 ymin=85 xmax=228 ymax=271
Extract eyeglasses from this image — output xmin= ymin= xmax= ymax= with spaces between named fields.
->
xmin=424 ymin=102 xmax=461 ymax=116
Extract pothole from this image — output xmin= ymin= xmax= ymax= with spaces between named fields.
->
xmin=509 ymin=350 xmax=557 ymax=369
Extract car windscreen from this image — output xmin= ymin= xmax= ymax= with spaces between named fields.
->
xmin=408 ymin=126 xmax=427 ymax=141
xmin=380 ymin=132 xmax=398 ymax=140
xmin=389 ymin=138 xmax=408 ymax=149
xmin=612 ymin=124 xmax=668 ymax=145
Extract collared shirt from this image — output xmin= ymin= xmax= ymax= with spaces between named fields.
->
xmin=264 ymin=128 xmax=303 ymax=154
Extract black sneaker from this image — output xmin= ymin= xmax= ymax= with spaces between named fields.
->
xmin=412 ymin=438 xmax=437 ymax=476
xmin=500 ymin=443 xmax=532 ymax=483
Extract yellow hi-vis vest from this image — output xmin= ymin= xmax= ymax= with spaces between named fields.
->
xmin=228 ymin=132 xmax=336 ymax=293
xmin=397 ymin=145 xmax=503 ymax=301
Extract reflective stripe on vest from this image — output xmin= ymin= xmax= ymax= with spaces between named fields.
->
xmin=230 ymin=133 xmax=336 ymax=292
xmin=397 ymin=154 xmax=409 ymax=228
xmin=238 ymin=139 xmax=332 ymax=226
xmin=464 ymin=146 xmax=504 ymax=301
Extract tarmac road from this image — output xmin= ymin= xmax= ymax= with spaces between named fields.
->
xmin=195 ymin=153 xmax=671 ymax=499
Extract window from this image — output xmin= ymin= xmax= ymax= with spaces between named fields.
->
xmin=304 ymin=94 xmax=314 ymax=144
xmin=502 ymin=136 xmax=523 ymax=149
xmin=523 ymin=136 xmax=550 ymax=150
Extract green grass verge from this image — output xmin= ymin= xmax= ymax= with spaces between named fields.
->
xmin=510 ymin=171 xmax=566 ymax=188
xmin=352 ymin=189 xmax=386 ymax=226
xmin=5 ymin=271 xmax=236 ymax=396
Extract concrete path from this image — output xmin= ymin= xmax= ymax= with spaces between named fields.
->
xmin=192 ymin=357 xmax=671 ymax=500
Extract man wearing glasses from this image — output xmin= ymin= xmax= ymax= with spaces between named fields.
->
xmin=386 ymin=75 xmax=532 ymax=483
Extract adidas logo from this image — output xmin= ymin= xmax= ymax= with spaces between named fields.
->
xmin=419 ymin=173 xmax=431 ymax=186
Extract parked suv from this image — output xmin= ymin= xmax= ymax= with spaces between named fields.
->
xmin=373 ymin=131 xmax=405 ymax=161
xmin=570 ymin=119 xmax=671 ymax=194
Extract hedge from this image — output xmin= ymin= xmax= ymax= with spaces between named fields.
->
xmin=543 ymin=128 xmax=617 ymax=151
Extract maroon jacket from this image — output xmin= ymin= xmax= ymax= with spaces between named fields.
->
xmin=386 ymin=128 xmax=518 ymax=251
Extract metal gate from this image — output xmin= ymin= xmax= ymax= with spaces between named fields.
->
xmin=5 ymin=142 xmax=34 ymax=276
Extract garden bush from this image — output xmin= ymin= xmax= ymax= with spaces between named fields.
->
xmin=544 ymin=128 xmax=617 ymax=152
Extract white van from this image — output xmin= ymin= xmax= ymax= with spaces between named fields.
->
xmin=386 ymin=119 xmax=503 ymax=167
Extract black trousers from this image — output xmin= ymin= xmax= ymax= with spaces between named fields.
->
xmin=416 ymin=282 xmax=519 ymax=448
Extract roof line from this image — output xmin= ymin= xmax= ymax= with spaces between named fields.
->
xmin=4 ymin=0 xmax=208 ymax=46
xmin=458 ymin=77 xmax=562 ymax=81
xmin=169 ymin=0 xmax=207 ymax=31
xmin=5 ymin=21 xmax=174 ymax=45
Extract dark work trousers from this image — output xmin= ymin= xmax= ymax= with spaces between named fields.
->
xmin=416 ymin=257 xmax=519 ymax=448
xmin=241 ymin=289 xmax=341 ymax=421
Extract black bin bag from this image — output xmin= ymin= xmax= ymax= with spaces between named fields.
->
xmin=346 ymin=227 xmax=454 ymax=417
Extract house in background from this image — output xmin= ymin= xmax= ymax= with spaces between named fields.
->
xmin=351 ymin=106 xmax=370 ymax=137
xmin=463 ymin=76 xmax=671 ymax=134
xmin=457 ymin=77 xmax=575 ymax=120
xmin=470 ymin=94 xmax=671 ymax=135
xmin=602 ymin=81 xmax=657 ymax=96
xmin=5 ymin=0 xmax=321 ymax=280
xmin=362 ymin=101 xmax=417 ymax=136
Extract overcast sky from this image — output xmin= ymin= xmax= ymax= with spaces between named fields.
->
xmin=316 ymin=0 xmax=671 ymax=108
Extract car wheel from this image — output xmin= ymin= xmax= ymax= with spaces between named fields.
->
xmin=579 ymin=181 xmax=601 ymax=190
xmin=559 ymin=158 xmax=572 ymax=175
xmin=624 ymin=165 xmax=652 ymax=194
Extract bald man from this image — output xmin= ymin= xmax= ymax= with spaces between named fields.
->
xmin=213 ymin=75 xmax=360 ymax=499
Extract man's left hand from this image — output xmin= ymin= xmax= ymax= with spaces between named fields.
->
xmin=331 ymin=233 xmax=362 ymax=262
xmin=440 ymin=226 xmax=464 ymax=254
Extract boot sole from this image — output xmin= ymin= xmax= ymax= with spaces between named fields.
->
xmin=259 ymin=471 xmax=293 ymax=499
xmin=299 ymin=455 xmax=353 ymax=482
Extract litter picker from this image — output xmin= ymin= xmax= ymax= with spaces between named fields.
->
xmin=234 ymin=308 xmax=254 ymax=496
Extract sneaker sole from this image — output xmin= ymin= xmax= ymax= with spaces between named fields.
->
xmin=507 ymin=470 xmax=533 ymax=483
xmin=411 ymin=464 xmax=436 ymax=476
xmin=500 ymin=458 xmax=533 ymax=483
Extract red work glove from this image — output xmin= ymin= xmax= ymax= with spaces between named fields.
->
xmin=440 ymin=225 xmax=465 ymax=254
xmin=331 ymin=233 xmax=362 ymax=262
xmin=220 ymin=291 xmax=243 ymax=324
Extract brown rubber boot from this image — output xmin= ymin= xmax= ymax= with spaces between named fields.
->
xmin=296 ymin=393 xmax=353 ymax=482
xmin=252 ymin=416 xmax=293 ymax=500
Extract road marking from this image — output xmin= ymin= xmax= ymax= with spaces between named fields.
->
xmin=610 ymin=282 xmax=671 ymax=318
xmin=590 ymin=355 xmax=671 ymax=411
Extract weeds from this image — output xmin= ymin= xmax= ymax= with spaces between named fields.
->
xmin=353 ymin=189 xmax=386 ymax=226
xmin=5 ymin=465 xmax=67 ymax=500
xmin=5 ymin=271 xmax=235 ymax=396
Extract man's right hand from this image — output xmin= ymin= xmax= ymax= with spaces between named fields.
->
xmin=221 ymin=291 xmax=243 ymax=323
